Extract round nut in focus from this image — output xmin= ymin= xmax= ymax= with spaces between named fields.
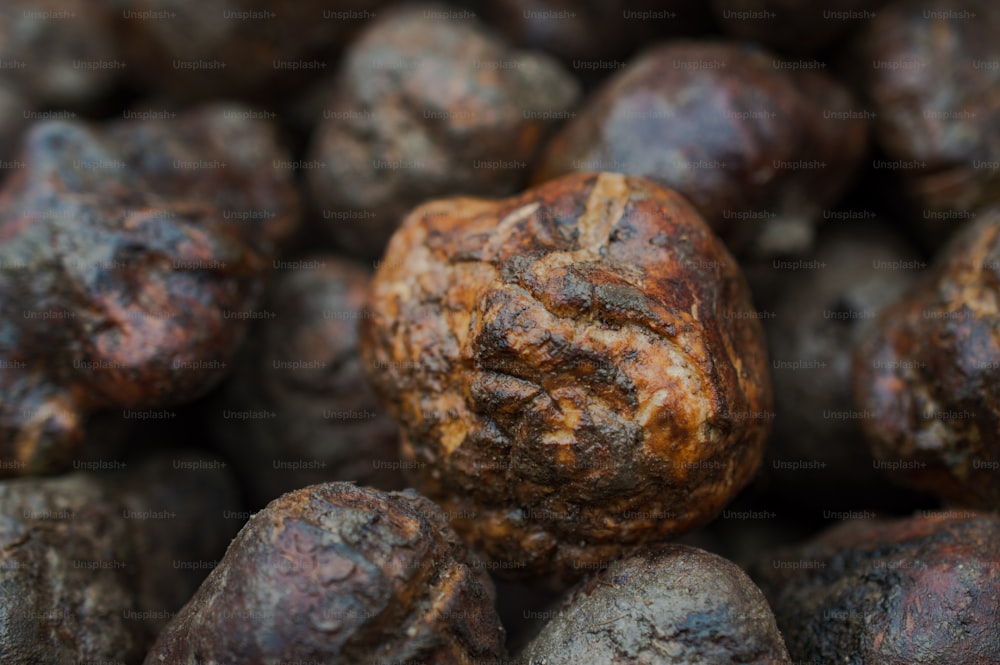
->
xmin=853 ymin=211 xmax=1000 ymax=509
xmin=750 ymin=511 xmax=1000 ymax=665
xmin=361 ymin=172 xmax=773 ymax=586
xmin=854 ymin=0 xmax=1000 ymax=223
xmin=211 ymin=257 xmax=402 ymax=506
xmin=519 ymin=544 xmax=791 ymax=665
xmin=532 ymin=40 xmax=867 ymax=256
xmin=144 ymin=483 xmax=507 ymax=665
xmin=306 ymin=3 xmax=580 ymax=259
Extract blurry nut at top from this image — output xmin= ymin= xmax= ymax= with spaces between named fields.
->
xmin=519 ymin=545 xmax=792 ymax=665
xmin=751 ymin=511 xmax=1000 ymax=665
xmin=853 ymin=210 xmax=1000 ymax=509
xmin=306 ymin=2 xmax=581 ymax=259
xmin=0 ymin=0 xmax=120 ymax=108
xmin=853 ymin=0 xmax=1000 ymax=221
xmin=711 ymin=0 xmax=888 ymax=55
xmin=112 ymin=0 xmax=389 ymax=101
xmin=0 ymin=105 xmax=300 ymax=478
xmin=145 ymin=483 xmax=507 ymax=665
xmin=532 ymin=40 xmax=868 ymax=256
xmin=211 ymin=256 xmax=403 ymax=507
xmin=361 ymin=172 xmax=773 ymax=586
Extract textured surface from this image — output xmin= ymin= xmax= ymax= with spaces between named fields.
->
xmin=0 ymin=105 xmax=300 ymax=477
xmin=532 ymin=40 xmax=867 ymax=255
xmin=751 ymin=512 xmax=1000 ymax=665
xmin=0 ymin=452 xmax=241 ymax=664
xmin=145 ymin=483 xmax=506 ymax=665
xmin=212 ymin=257 xmax=402 ymax=507
xmin=519 ymin=544 xmax=791 ymax=665
xmin=307 ymin=3 xmax=580 ymax=258
xmin=853 ymin=211 xmax=1000 ymax=508
xmin=361 ymin=172 xmax=773 ymax=585
xmin=855 ymin=0 xmax=1000 ymax=216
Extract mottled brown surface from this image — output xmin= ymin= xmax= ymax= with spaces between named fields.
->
xmin=480 ymin=0 xmax=712 ymax=62
xmin=0 ymin=105 xmax=300 ymax=477
xmin=113 ymin=0 xmax=386 ymax=101
xmin=212 ymin=256 xmax=402 ymax=507
xmin=711 ymin=0 xmax=886 ymax=54
xmin=306 ymin=3 xmax=580 ymax=259
xmin=520 ymin=544 xmax=791 ymax=665
xmin=751 ymin=512 xmax=1000 ymax=665
xmin=145 ymin=483 xmax=506 ymax=665
xmin=0 ymin=452 xmax=241 ymax=664
xmin=853 ymin=211 xmax=1000 ymax=508
xmin=532 ymin=40 xmax=867 ymax=255
xmin=361 ymin=172 xmax=773 ymax=585
xmin=854 ymin=0 xmax=1000 ymax=217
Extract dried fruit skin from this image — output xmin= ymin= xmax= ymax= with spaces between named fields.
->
xmin=144 ymin=483 xmax=507 ymax=665
xmin=0 ymin=453 xmax=242 ymax=664
xmin=361 ymin=172 xmax=773 ymax=586
xmin=519 ymin=544 xmax=791 ymax=665
xmin=853 ymin=211 xmax=1000 ymax=508
xmin=306 ymin=3 xmax=580 ymax=258
xmin=212 ymin=257 xmax=402 ymax=506
xmin=532 ymin=41 xmax=867 ymax=255
xmin=751 ymin=513 xmax=1000 ymax=665
xmin=854 ymin=0 xmax=1000 ymax=218
xmin=0 ymin=105 xmax=299 ymax=477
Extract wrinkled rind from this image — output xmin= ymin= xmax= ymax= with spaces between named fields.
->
xmin=853 ymin=211 xmax=1000 ymax=508
xmin=306 ymin=3 xmax=580 ymax=259
xmin=212 ymin=257 xmax=403 ymax=506
xmin=361 ymin=172 xmax=772 ymax=585
xmin=0 ymin=105 xmax=300 ymax=477
xmin=0 ymin=453 xmax=242 ymax=664
xmin=144 ymin=483 xmax=506 ymax=665
xmin=751 ymin=513 xmax=1000 ymax=665
xmin=519 ymin=544 xmax=791 ymax=665
xmin=854 ymin=0 xmax=1000 ymax=215
xmin=532 ymin=41 xmax=867 ymax=255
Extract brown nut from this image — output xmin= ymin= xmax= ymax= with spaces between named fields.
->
xmin=519 ymin=544 xmax=791 ymax=665
xmin=306 ymin=3 xmax=580 ymax=259
xmin=361 ymin=171 xmax=773 ymax=586
xmin=853 ymin=0 xmax=1000 ymax=221
xmin=852 ymin=211 xmax=1000 ymax=508
xmin=211 ymin=256 xmax=402 ymax=507
xmin=750 ymin=511 xmax=1000 ymax=665
xmin=0 ymin=452 xmax=242 ymax=664
xmin=532 ymin=40 xmax=868 ymax=256
xmin=0 ymin=105 xmax=300 ymax=477
xmin=0 ymin=0 xmax=120 ymax=108
xmin=144 ymin=482 xmax=507 ymax=665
